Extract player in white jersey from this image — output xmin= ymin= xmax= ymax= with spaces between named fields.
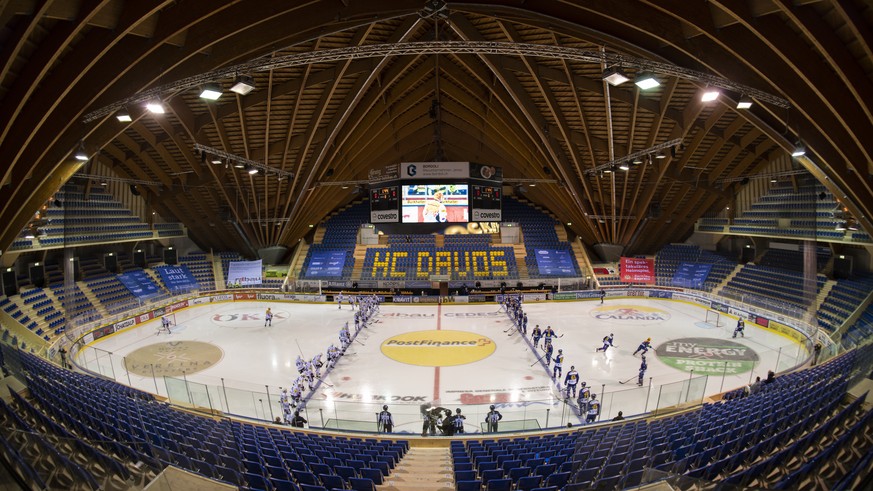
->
xmin=577 ymin=382 xmax=590 ymax=414
xmin=595 ymin=334 xmax=614 ymax=353
xmin=337 ymin=292 xmax=343 ymax=309
xmin=586 ymin=394 xmax=600 ymax=423
xmin=295 ymin=356 xmax=306 ymax=374
xmin=264 ymin=307 xmax=273 ymax=327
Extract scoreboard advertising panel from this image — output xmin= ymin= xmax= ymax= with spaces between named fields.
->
xmin=470 ymin=184 xmax=502 ymax=221
xmin=370 ymin=185 xmax=400 ymax=223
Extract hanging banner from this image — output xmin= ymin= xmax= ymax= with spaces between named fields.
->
xmin=619 ymin=257 xmax=655 ymax=284
xmin=227 ymin=260 xmax=263 ymax=286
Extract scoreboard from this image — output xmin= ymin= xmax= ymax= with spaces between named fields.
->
xmin=368 ymin=162 xmax=503 ymax=224
xmin=370 ymin=185 xmax=399 ymax=223
xmin=470 ymin=184 xmax=502 ymax=221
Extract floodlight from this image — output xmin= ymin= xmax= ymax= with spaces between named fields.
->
xmin=634 ymin=73 xmax=660 ymax=90
xmin=701 ymin=88 xmax=720 ymax=102
xmin=736 ymin=96 xmax=753 ymax=109
xmin=199 ymin=83 xmax=223 ymax=100
xmin=116 ymin=110 xmax=132 ymax=122
xmin=74 ymin=141 xmax=88 ymax=161
xmin=230 ymin=75 xmax=255 ymax=95
xmin=791 ymin=142 xmax=806 ymax=158
xmin=618 ymin=163 xmax=630 ymax=171
xmin=246 ymin=164 xmax=259 ymax=175
xmin=145 ymin=100 xmax=165 ymax=114
xmin=602 ymin=67 xmax=629 ymax=86
xmin=655 ymin=151 xmax=666 ymax=159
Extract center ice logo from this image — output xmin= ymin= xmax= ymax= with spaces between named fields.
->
xmin=590 ymin=305 xmax=671 ymax=324
xmin=381 ymin=330 xmax=496 ymax=367
xmin=656 ymin=337 xmax=759 ymax=375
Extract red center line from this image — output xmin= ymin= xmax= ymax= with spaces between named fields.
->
xmin=433 ymin=303 xmax=441 ymax=401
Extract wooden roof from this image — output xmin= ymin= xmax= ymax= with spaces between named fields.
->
xmin=0 ymin=1 xmax=870 ymax=255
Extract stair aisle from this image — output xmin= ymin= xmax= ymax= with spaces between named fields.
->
xmin=381 ymin=447 xmax=454 ymax=491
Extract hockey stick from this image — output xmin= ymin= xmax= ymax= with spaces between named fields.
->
xmin=618 ymin=375 xmax=637 ymax=384
xmin=503 ymin=325 xmax=517 ymax=333
xmin=354 ymin=338 xmax=365 ymax=346
xmin=529 ymin=354 xmax=546 ymax=367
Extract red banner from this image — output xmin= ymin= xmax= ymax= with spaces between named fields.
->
xmin=620 ymin=257 xmax=655 ymax=284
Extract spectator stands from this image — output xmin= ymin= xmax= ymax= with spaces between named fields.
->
xmin=180 ymin=253 xmax=216 ymax=291
xmin=655 ymin=244 xmax=736 ymax=291
xmin=300 ymin=202 xmax=368 ymax=280
xmin=0 ymin=347 xmax=409 ymax=491
xmin=818 ymin=275 xmax=873 ymax=334
xmin=361 ymin=244 xmax=517 ymax=280
xmin=503 ymin=198 xmax=580 ymax=278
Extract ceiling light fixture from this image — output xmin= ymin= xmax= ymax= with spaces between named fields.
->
xmin=655 ymin=151 xmax=666 ymax=159
xmin=701 ymin=88 xmax=720 ymax=102
xmin=791 ymin=142 xmax=806 ymax=158
xmin=199 ymin=83 xmax=223 ymax=100
xmin=230 ymin=75 xmax=255 ymax=95
xmin=618 ymin=163 xmax=630 ymax=171
xmin=233 ymin=160 xmax=245 ymax=169
xmin=602 ymin=67 xmax=629 ymax=86
xmin=145 ymin=99 xmax=165 ymax=114
xmin=736 ymin=96 xmax=753 ymax=109
xmin=634 ymin=72 xmax=660 ymax=90
xmin=74 ymin=141 xmax=88 ymax=161
xmin=211 ymin=158 xmax=222 ymax=164
xmin=116 ymin=110 xmax=132 ymax=122
xmin=246 ymin=164 xmax=259 ymax=175
xmin=529 ymin=183 xmax=536 ymax=187
xmin=632 ymin=156 xmax=643 ymax=164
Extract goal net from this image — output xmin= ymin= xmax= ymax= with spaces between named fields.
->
xmin=705 ymin=310 xmax=725 ymax=328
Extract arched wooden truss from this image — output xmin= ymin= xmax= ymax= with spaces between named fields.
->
xmin=0 ymin=1 xmax=870 ymax=255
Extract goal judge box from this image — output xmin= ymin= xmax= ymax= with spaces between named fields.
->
xmin=156 ymin=313 xmax=177 ymax=335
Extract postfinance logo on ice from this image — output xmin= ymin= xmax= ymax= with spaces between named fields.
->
xmin=380 ymin=330 xmax=495 ymax=366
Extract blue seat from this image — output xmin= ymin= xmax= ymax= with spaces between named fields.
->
xmin=360 ymin=468 xmax=383 ymax=485
xmin=292 ymin=470 xmax=320 ymax=486
xmin=456 ymin=480 xmax=482 ymax=491
xmin=516 ymin=475 xmax=541 ymax=491
xmin=309 ymin=463 xmax=332 ymax=477
xmin=244 ymin=472 xmax=272 ymax=491
xmin=319 ymin=474 xmax=346 ymax=490
xmin=272 ymin=479 xmax=300 ymax=491
xmin=455 ymin=470 xmax=476 ymax=482
xmin=544 ymin=472 xmax=570 ymax=488
xmin=299 ymin=485 xmax=327 ymax=491
xmin=487 ymin=478 xmax=512 ymax=491
xmin=533 ymin=463 xmax=556 ymax=478
xmin=335 ymin=465 xmax=357 ymax=483
xmin=370 ymin=460 xmax=390 ymax=476
xmin=266 ymin=464 xmax=291 ymax=482
xmin=349 ymin=477 xmax=377 ymax=491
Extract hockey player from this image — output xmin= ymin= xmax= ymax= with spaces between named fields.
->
xmin=295 ymin=355 xmax=306 ymax=375
xmin=378 ymin=405 xmax=394 ymax=433
xmin=302 ymin=362 xmax=315 ymax=390
xmin=577 ymin=382 xmax=590 ymax=414
xmin=633 ymin=338 xmax=652 ymax=356
xmin=586 ymin=394 xmax=600 ymax=423
xmin=326 ymin=344 xmax=340 ymax=366
xmin=337 ymin=292 xmax=343 ymax=309
xmin=553 ymin=349 xmax=564 ymax=379
xmin=600 ymin=289 xmax=606 ymax=304
xmin=452 ymin=408 xmax=467 ymax=434
xmin=264 ymin=307 xmax=273 ymax=327
xmin=543 ymin=325 xmax=557 ymax=345
xmin=595 ymin=334 xmax=614 ymax=353
xmin=733 ymin=319 xmax=745 ymax=338
xmin=160 ymin=316 xmax=172 ymax=334
xmin=531 ymin=325 xmax=542 ymax=349
xmin=441 ymin=409 xmax=454 ymax=436
xmin=484 ymin=405 xmax=503 ymax=433
xmin=638 ymin=356 xmax=648 ymax=386
xmin=521 ymin=313 xmax=528 ymax=334
xmin=564 ymin=366 xmax=579 ymax=398
xmin=544 ymin=343 xmax=554 ymax=367
xmin=311 ymin=354 xmax=324 ymax=378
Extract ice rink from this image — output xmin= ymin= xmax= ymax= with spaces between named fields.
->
xmin=76 ymin=297 xmax=809 ymax=434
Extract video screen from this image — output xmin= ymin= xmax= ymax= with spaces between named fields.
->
xmin=401 ymin=184 xmax=468 ymax=223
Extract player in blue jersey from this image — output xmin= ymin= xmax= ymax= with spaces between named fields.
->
xmin=638 ymin=356 xmax=648 ymax=386
xmin=733 ymin=319 xmax=745 ymax=338
xmin=531 ymin=325 xmax=542 ymax=348
xmin=564 ymin=366 xmax=579 ymax=398
xmin=633 ymin=338 xmax=652 ymax=356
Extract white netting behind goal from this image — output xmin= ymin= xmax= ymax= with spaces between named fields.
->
xmin=705 ymin=310 xmax=725 ymax=328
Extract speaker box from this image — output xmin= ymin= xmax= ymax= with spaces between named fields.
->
xmin=649 ymin=202 xmax=662 ymax=218
xmin=130 ymin=184 xmax=140 ymax=196
xmin=2 ymin=270 xmax=18 ymax=297
xmin=133 ymin=250 xmax=147 ymax=268
xmin=104 ymin=254 xmax=118 ymax=273
xmin=833 ymin=256 xmax=853 ymax=279
xmin=163 ymin=248 xmax=178 ymax=265
xmin=29 ymin=264 xmax=45 ymax=288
